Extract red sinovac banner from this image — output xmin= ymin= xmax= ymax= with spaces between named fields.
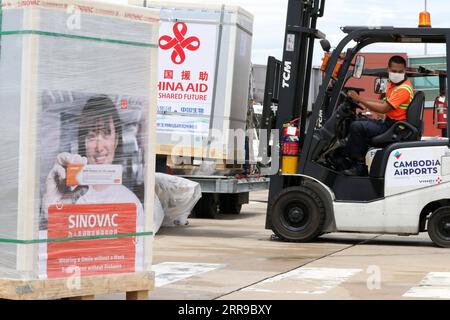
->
xmin=45 ymin=203 xmax=137 ymax=278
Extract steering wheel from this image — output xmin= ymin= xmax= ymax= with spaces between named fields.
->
xmin=343 ymin=87 xmax=366 ymax=94
xmin=339 ymin=91 xmax=361 ymax=111
xmin=334 ymin=91 xmax=366 ymax=141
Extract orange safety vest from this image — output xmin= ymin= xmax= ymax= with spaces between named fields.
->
xmin=385 ymin=79 xmax=415 ymax=121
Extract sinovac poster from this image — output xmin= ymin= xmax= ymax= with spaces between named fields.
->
xmin=38 ymin=91 xmax=146 ymax=279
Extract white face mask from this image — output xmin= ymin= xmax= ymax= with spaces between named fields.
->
xmin=389 ymin=72 xmax=405 ymax=84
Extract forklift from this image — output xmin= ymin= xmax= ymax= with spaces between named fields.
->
xmin=263 ymin=0 xmax=450 ymax=247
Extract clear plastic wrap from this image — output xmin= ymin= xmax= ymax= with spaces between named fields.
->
xmin=0 ymin=0 xmax=159 ymax=295
xmin=155 ymin=173 xmax=202 ymax=228
xmin=153 ymin=194 xmax=165 ymax=234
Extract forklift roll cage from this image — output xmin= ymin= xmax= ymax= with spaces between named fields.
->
xmin=303 ymin=28 xmax=450 ymax=186
xmin=303 ymin=27 xmax=450 ymax=171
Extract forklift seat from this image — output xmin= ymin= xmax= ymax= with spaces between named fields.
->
xmin=370 ymin=91 xmax=426 ymax=148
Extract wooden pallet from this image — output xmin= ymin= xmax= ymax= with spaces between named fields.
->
xmin=0 ymin=271 xmax=154 ymax=300
xmin=167 ymin=157 xmax=245 ymax=171
xmin=157 ymin=144 xmax=226 ymax=160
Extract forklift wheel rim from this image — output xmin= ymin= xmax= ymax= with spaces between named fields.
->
xmin=282 ymin=202 xmax=311 ymax=231
xmin=437 ymin=215 xmax=450 ymax=240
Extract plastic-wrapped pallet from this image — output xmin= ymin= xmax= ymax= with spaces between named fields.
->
xmin=129 ymin=0 xmax=254 ymax=162
xmin=0 ymin=0 xmax=159 ymax=299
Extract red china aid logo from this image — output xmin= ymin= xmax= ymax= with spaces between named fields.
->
xmin=159 ymin=22 xmax=201 ymax=65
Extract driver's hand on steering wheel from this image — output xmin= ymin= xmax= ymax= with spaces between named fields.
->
xmin=348 ymin=90 xmax=366 ymax=111
xmin=357 ymin=105 xmax=368 ymax=113
xmin=347 ymin=90 xmax=361 ymax=103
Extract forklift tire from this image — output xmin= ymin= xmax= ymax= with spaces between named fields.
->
xmin=192 ymin=194 xmax=219 ymax=219
xmin=219 ymin=194 xmax=242 ymax=215
xmin=269 ymin=186 xmax=326 ymax=242
xmin=428 ymin=207 xmax=450 ymax=248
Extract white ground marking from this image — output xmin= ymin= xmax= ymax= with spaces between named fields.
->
xmin=404 ymin=272 xmax=450 ymax=299
xmin=241 ymin=267 xmax=362 ymax=295
xmin=153 ymin=262 xmax=226 ymax=287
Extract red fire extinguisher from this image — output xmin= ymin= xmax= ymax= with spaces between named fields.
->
xmin=434 ymin=95 xmax=447 ymax=130
xmin=281 ymin=118 xmax=300 ymax=174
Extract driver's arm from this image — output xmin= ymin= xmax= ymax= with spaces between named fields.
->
xmin=366 ymin=98 xmax=384 ymax=103
xmin=348 ymin=90 xmax=391 ymax=114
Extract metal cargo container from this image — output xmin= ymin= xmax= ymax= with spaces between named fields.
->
xmin=130 ymin=1 xmax=254 ymax=162
xmin=251 ymin=64 xmax=268 ymax=104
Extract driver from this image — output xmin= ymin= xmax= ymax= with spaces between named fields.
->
xmin=343 ymin=55 xmax=414 ymax=176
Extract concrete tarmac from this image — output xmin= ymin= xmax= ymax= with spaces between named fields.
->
xmin=102 ymin=191 xmax=450 ymax=300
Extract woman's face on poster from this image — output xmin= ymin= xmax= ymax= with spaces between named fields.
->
xmin=85 ymin=116 xmax=118 ymax=165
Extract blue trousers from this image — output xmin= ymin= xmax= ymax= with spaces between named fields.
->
xmin=345 ymin=118 xmax=394 ymax=161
